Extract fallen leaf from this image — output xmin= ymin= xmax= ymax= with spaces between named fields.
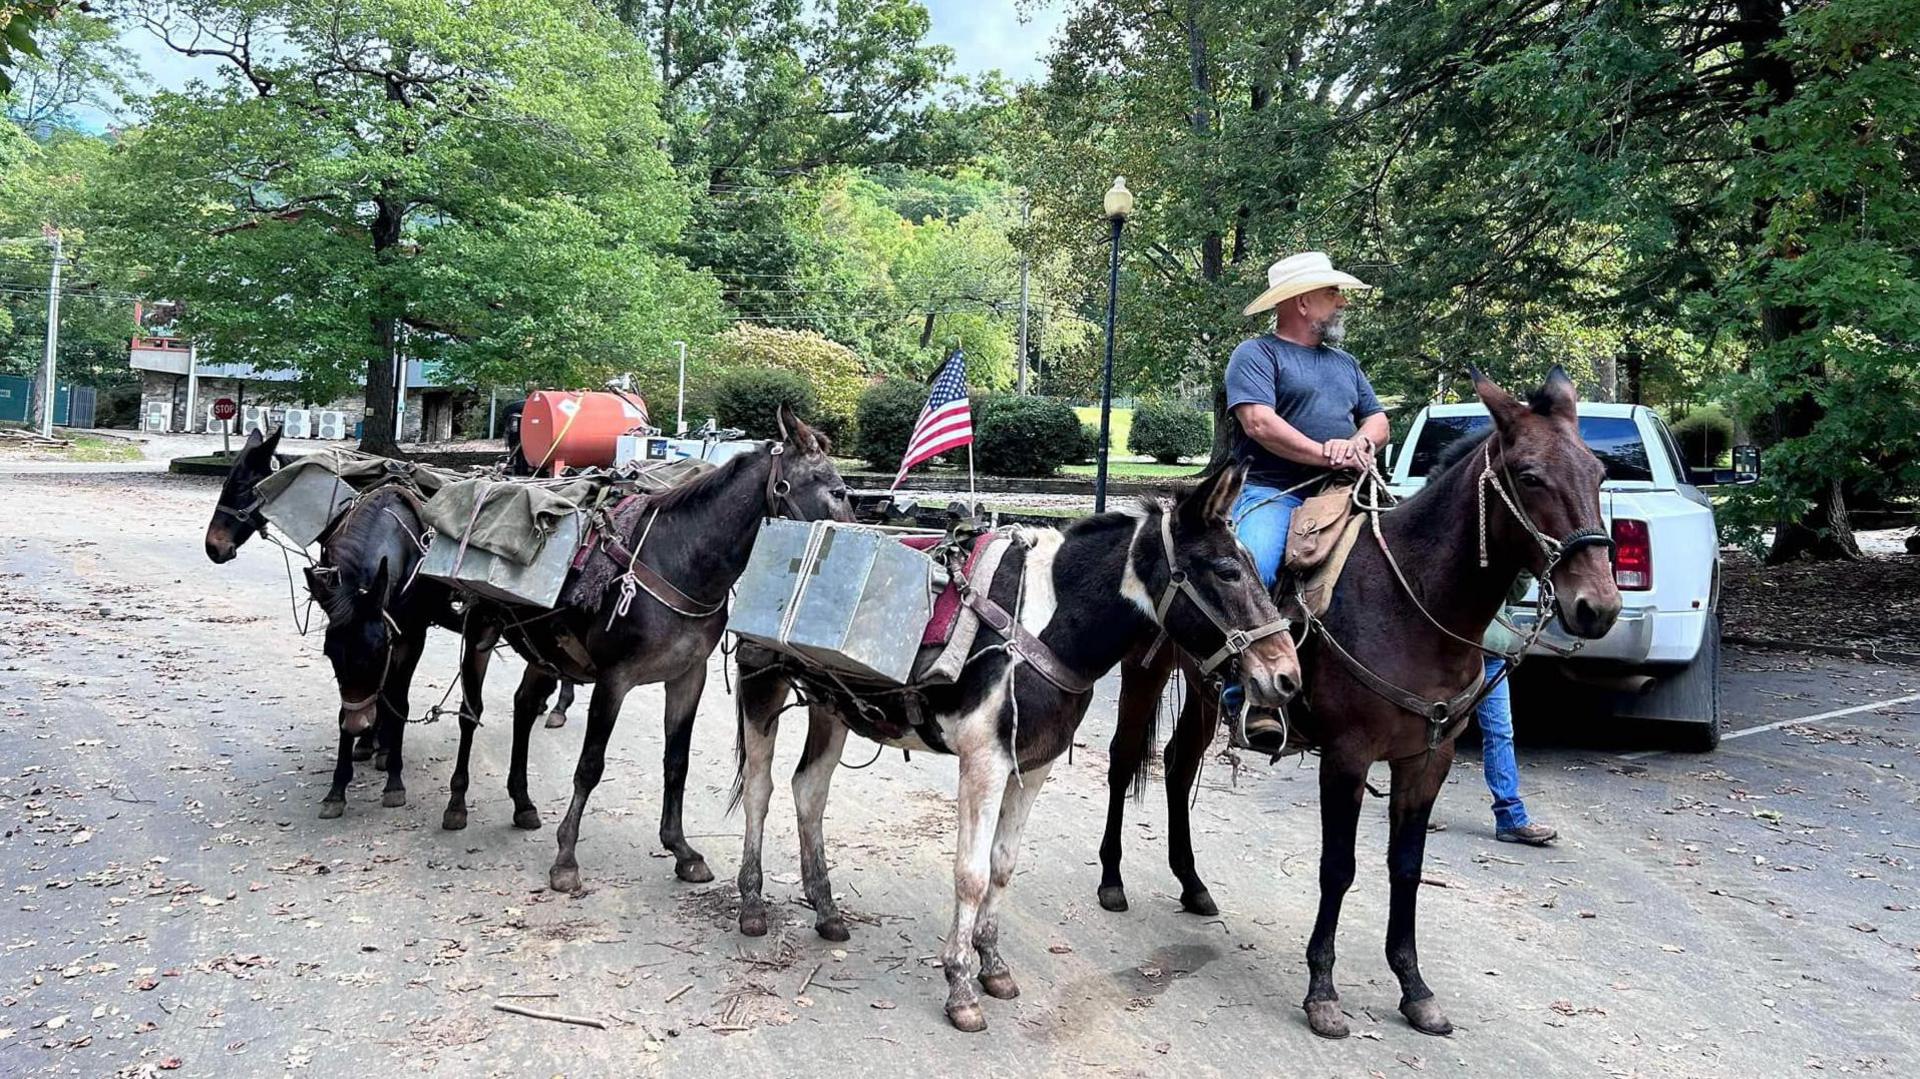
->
xmin=870 ymin=1000 xmax=895 ymax=1011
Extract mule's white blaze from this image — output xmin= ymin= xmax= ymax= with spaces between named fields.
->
xmin=1117 ymin=509 xmax=1156 ymax=619
xmin=1010 ymin=528 xmax=1064 ymax=637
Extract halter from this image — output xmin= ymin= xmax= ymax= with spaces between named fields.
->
xmin=338 ymin=608 xmax=404 ymax=715
xmin=1143 ymin=504 xmax=1292 ymax=678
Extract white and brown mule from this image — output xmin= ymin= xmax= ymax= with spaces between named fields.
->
xmin=732 ymin=464 xmax=1301 ymax=1032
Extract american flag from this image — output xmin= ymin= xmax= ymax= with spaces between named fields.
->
xmin=891 ymin=349 xmax=972 ymax=489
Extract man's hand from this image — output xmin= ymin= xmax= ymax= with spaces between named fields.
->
xmin=1321 ymin=435 xmax=1375 ymax=470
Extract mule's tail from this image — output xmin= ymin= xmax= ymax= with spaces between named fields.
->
xmin=727 ymin=686 xmax=748 ymax=815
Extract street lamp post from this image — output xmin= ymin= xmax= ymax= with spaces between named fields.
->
xmin=1094 ymin=177 xmax=1133 ymax=514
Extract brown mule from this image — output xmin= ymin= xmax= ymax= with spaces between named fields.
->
xmin=1100 ymin=368 xmax=1621 ymax=1040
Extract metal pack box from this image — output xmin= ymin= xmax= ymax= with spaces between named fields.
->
xmin=419 ymin=511 xmax=584 ymax=609
xmin=257 ymin=467 xmax=359 ymax=548
xmin=729 ymin=519 xmax=938 ymax=685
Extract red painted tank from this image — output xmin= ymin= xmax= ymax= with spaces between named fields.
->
xmin=519 ymin=390 xmax=651 ymax=472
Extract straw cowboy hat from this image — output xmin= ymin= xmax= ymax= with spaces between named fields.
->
xmin=1241 ymin=252 xmax=1373 ymax=317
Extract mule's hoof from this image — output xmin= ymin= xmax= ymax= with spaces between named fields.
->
xmin=351 ymin=746 xmax=374 ymax=763
xmin=946 ymin=1001 xmax=987 ymax=1033
xmin=815 ymin=917 xmax=851 ymax=943
xmin=739 ymin=908 xmax=768 ymax=938
xmin=318 ymin=800 xmax=345 ymax=820
xmin=978 ymin=971 xmax=1020 ymax=1000
xmin=441 ymin=808 xmax=468 ymax=831
xmin=1097 ymin=885 xmax=1129 ymax=913
xmin=675 ymin=858 xmax=714 ymax=884
xmin=381 ymin=789 xmax=407 ymax=808
xmin=371 ymin=750 xmax=389 ymax=772
xmin=1401 ymin=996 xmax=1453 ymax=1037
xmin=512 ymin=808 xmax=542 ymax=830
xmin=549 ymin=864 xmax=582 ymax=894
xmin=1180 ymin=889 xmax=1219 ymax=916
xmin=1304 ymin=999 xmax=1350 ymax=1040
xmin=544 ymin=710 xmax=567 ymax=730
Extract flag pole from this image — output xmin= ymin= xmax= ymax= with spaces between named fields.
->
xmin=967 ymin=442 xmax=976 ymax=509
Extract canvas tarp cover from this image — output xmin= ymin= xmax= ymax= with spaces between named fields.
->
xmin=422 ymin=459 xmax=713 ymax=566
xmin=252 ymin=449 xmax=470 ymax=505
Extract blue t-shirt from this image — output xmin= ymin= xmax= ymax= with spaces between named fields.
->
xmin=1224 ymin=335 xmax=1384 ymax=489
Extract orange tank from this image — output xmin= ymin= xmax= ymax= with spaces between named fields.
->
xmin=519 ymin=390 xmax=650 ymax=473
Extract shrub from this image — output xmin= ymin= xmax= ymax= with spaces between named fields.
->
xmin=854 ymin=379 xmax=930 ymax=472
xmin=711 ymin=368 xmax=818 ymax=441
xmin=708 ymin=324 xmax=867 ymax=437
xmin=1075 ymin=423 xmax=1101 ymax=465
xmin=974 ymin=394 xmax=1082 ymax=477
xmin=1670 ymin=405 xmax=1733 ymax=468
xmin=1128 ymin=397 xmax=1212 ymax=464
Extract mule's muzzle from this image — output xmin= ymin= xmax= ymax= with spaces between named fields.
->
xmin=1559 ymin=588 xmax=1621 ymax=640
xmin=205 ymin=529 xmax=237 ymax=564
xmin=340 ymin=703 xmax=378 ymax=737
xmin=1238 ymin=636 xmax=1301 ymax=707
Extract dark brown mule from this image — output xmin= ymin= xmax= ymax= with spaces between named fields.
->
xmin=1100 ymin=369 xmax=1621 ymax=1039
xmin=732 ymin=465 xmax=1301 ymax=1033
xmin=445 ymin=408 xmax=852 ymax=894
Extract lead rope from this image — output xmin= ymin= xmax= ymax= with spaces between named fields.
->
xmin=609 ymin=506 xmax=664 ymax=628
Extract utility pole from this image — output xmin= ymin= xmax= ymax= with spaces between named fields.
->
xmin=1015 ymin=193 xmax=1031 ymax=395
xmin=37 ymin=227 xmax=63 ymax=437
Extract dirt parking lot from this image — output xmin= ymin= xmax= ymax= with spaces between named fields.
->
xmin=1 ymin=470 xmax=1916 ymax=1077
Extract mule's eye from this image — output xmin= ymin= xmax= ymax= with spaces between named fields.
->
xmin=830 ymin=487 xmax=848 ymax=500
xmin=1517 ymin=471 xmax=1545 ymax=488
xmin=1210 ymin=558 xmax=1243 ymax=581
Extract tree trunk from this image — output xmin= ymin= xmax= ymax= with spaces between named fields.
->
xmin=1207 ymin=386 xmax=1235 ymax=472
xmin=1768 ymin=477 xmax=1862 ymax=563
xmin=1622 ymin=344 xmax=1644 ymax=405
xmin=359 ymin=190 xmax=405 ymax=456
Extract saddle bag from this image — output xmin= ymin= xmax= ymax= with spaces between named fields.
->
xmin=1283 ymin=482 xmax=1356 ymax=574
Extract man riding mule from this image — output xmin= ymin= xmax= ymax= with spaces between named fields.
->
xmin=1225 ymin=251 xmax=1390 ymax=752
xmin=731 ymin=465 xmax=1301 ymax=1033
xmin=1099 ymin=368 xmax=1620 ymax=1040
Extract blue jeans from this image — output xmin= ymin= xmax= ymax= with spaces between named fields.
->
xmin=1223 ymin=484 xmax=1305 ymax=717
xmin=1477 ymin=657 xmax=1530 ymax=831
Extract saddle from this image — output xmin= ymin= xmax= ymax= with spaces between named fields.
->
xmin=1283 ymin=482 xmax=1365 ymax=619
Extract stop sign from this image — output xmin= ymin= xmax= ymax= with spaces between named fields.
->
xmin=212 ymin=398 xmax=237 ymax=421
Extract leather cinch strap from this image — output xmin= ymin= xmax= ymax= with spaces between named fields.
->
xmin=962 ymin=587 xmax=1095 ymax=695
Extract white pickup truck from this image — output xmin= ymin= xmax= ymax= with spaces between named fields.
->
xmin=1385 ymin=402 xmax=1756 ymax=751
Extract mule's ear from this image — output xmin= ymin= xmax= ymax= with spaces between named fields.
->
xmin=1177 ymin=462 xmax=1245 ymax=530
xmin=243 ymin=428 xmax=265 ymax=450
xmin=778 ymin=404 xmax=823 ymax=456
xmin=1471 ymin=366 xmax=1528 ymax=435
xmin=1535 ymin=365 xmax=1579 ymax=419
xmin=364 ymin=557 xmax=391 ymax=604
xmin=304 ymin=565 xmax=336 ymax=613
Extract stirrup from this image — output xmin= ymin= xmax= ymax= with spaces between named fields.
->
xmin=1229 ymin=705 xmax=1290 ymax=763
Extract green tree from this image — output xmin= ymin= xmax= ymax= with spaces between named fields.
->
xmin=97 ymin=0 xmax=721 ymax=452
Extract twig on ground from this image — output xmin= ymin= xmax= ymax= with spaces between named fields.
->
xmin=492 ymin=1002 xmax=606 ymax=1029
xmin=665 ymin=983 xmax=694 ymax=1004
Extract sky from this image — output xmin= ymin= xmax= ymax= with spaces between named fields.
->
xmin=105 ymin=1 xmax=1065 ymax=115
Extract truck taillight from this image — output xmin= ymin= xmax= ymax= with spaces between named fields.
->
xmin=1613 ymin=518 xmax=1651 ymax=590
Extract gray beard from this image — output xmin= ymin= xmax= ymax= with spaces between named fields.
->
xmin=1314 ymin=310 xmax=1347 ymax=347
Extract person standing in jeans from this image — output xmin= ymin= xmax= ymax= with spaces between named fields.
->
xmin=1473 ymin=577 xmax=1558 ymax=845
xmin=1223 ymin=252 xmax=1389 ymax=754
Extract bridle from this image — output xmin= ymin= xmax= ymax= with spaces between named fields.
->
xmin=1140 ymin=504 xmax=1292 ymax=678
xmin=1473 ymin=441 xmax=1614 ymax=590
xmin=338 ymin=607 xmax=404 ymax=716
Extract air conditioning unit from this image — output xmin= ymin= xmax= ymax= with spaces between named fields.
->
xmin=241 ymin=405 xmax=271 ymax=437
xmin=314 ymin=410 xmax=350 ymax=440
xmin=143 ymin=401 xmax=172 ymax=433
xmin=204 ymin=404 xmax=233 ymax=434
xmin=281 ymin=409 xmax=313 ymax=439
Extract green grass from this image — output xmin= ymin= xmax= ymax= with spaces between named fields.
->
xmin=1059 ymin=461 xmax=1203 ymax=479
xmin=65 ymin=436 xmax=144 ymax=463
xmin=1073 ymin=405 xmax=1132 ymax=455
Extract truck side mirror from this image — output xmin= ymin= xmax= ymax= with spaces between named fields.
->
xmin=1731 ymin=444 xmax=1759 ymax=484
